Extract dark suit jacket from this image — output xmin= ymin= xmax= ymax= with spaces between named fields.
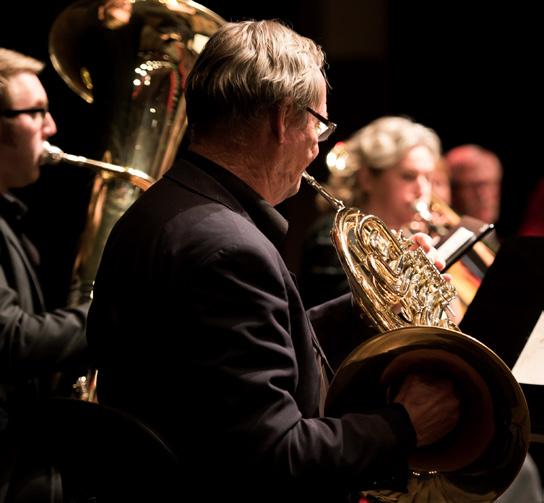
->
xmin=87 ymin=153 xmax=415 ymax=503
xmin=0 ymin=194 xmax=88 ymax=431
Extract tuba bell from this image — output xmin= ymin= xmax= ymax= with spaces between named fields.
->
xmin=48 ymin=0 xmax=225 ymax=304
xmin=302 ymin=171 xmax=530 ymax=502
xmin=45 ymin=0 xmax=225 ymax=400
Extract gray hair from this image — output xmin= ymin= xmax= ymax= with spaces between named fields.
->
xmin=0 ymin=48 xmax=44 ymax=109
xmin=185 ymin=19 xmax=327 ymax=137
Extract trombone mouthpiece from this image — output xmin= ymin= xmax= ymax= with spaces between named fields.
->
xmin=41 ymin=141 xmax=64 ymax=165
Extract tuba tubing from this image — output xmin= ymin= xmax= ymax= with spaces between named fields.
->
xmin=46 ymin=0 xmax=226 ymax=402
xmin=41 ymin=141 xmax=156 ymax=191
xmin=46 ymin=0 xmax=225 ymax=309
xmin=302 ymin=171 xmax=530 ymax=501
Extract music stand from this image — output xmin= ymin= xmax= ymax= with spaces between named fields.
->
xmin=460 ymin=236 xmax=544 ymax=439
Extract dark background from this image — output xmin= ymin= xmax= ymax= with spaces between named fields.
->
xmin=0 ymin=0 xmax=541 ymax=307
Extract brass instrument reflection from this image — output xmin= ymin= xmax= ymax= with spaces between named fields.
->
xmin=324 ymin=140 xmax=497 ymax=322
xmin=49 ymin=0 xmax=224 ymax=304
xmin=303 ymin=171 xmax=529 ymax=502
xmin=46 ymin=0 xmax=225 ymax=401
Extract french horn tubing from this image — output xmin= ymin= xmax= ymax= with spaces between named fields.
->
xmin=411 ymin=188 xmax=497 ymax=321
xmin=302 ymin=171 xmax=530 ymax=501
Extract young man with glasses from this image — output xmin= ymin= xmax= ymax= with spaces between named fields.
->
xmin=0 ymin=48 xmax=89 ymax=500
xmin=87 ymin=20 xmax=458 ymax=503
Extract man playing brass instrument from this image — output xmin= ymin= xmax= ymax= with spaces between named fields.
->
xmin=0 ymin=48 xmax=89 ymax=500
xmin=87 ymin=20 xmax=459 ymax=503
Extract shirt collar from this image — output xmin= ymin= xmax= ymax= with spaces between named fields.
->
xmin=183 ymin=151 xmax=288 ymax=248
xmin=0 ymin=192 xmax=28 ymax=231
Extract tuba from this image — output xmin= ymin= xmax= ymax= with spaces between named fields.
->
xmin=45 ymin=0 xmax=225 ymax=399
xmin=302 ymin=171 xmax=530 ymax=502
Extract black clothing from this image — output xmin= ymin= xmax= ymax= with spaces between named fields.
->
xmin=87 ymin=153 xmax=416 ymax=503
xmin=300 ymin=212 xmax=348 ymax=308
xmin=0 ymin=193 xmax=88 ymax=432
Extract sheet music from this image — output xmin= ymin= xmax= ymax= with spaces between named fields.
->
xmin=512 ymin=311 xmax=544 ymax=385
xmin=437 ymin=226 xmax=474 ymax=262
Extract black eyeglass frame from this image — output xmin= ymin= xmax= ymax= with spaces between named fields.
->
xmin=305 ymin=106 xmax=337 ymax=142
xmin=0 ymin=107 xmax=49 ymax=119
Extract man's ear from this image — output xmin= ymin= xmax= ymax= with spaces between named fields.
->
xmin=270 ymin=100 xmax=291 ymax=144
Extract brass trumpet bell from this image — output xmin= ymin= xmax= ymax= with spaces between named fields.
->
xmin=325 ymin=326 xmax=530 ymax=499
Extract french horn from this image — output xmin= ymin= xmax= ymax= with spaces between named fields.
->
xmin=302 ymin=171 xmax=530 ymax=501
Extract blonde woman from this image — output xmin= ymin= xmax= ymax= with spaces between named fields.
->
xmin=301 ymin=115 xmax=441 ymax=307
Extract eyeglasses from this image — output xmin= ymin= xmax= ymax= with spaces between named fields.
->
xmin=0 ymin=107 xmax=49 ymax=119
xmin=306 ymin=107 xmax=337 ymax=142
